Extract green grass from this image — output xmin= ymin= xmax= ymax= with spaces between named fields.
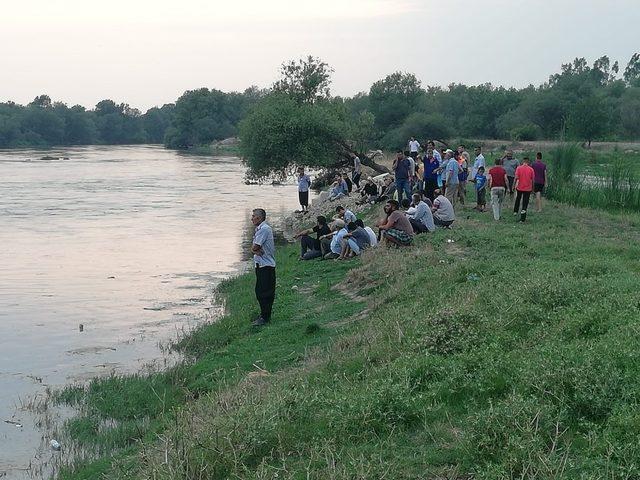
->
xmin=54 ymin=249 xmax=365 ymax=478
xmin=56 ymin=197 xmax=640 ymax=479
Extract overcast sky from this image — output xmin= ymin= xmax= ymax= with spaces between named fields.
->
xmin=2 ymin=0 xmax=639 ymax=111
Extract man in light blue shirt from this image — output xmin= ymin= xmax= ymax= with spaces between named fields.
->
xmin=471 ymin=146 xmax=486 ymax=179
xmin=444 ymin=151 xmax=459 ymax=205
xmin=335 ymin=205 xmax=356 ymax=225
xmin=329 ymin=174 xmax=349 ymax=201
xmin=251 ymin=208 xmax=275 ymax=326
xmin=324 ymin=224 xmax=348 ymax=259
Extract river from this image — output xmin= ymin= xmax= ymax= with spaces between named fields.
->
xmin=0 ymin=145 xmax=302 ymax=478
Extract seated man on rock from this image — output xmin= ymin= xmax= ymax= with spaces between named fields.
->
xmin=358 ymin=178 xmax=380 ymax=204
xmin=319 ymin=220 xmax=347 ymax=259
xmin=355 ymin=219 xmax=378 ymax=247
xmin=329 ymin=174 xmax=349 ymax=201
xmin=334 ymin=205 xmax=357 ymax=225
xmin=408 ymin=193 xmax=435 ymax=234
xmin=377 ymin=199 xmax=414 ymax=247
xmin=375 ymin=176 xmax=397 ymax=203
xmin=293 ymin=215 xmax=331 ymax=260
xmin=339 ymin=221 xmax=371 ymax=259
xmin=431 ymin=189 xmax=456 ymax=228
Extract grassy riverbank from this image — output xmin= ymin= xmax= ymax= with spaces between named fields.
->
xmin=56 ymin=199 xmax=640 ymax=479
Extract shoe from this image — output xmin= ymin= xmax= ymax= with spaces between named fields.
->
xmin=252 ymin=316 xmax=268 ymax=327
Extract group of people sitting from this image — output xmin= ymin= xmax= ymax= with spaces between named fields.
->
xmin=293 ymin=189 xmax=457 ymax=260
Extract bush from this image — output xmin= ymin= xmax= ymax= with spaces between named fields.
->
xmin=381 ymin=112 xmax=452 ymax=149
xmin=510 ymin=123 xmax=542 ymax=141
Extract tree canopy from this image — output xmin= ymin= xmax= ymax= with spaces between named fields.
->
xmin=1 ymin=53 xmax=639 ymax=157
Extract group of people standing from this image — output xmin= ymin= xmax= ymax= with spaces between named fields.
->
xmin=392 ymin=142 xmax=547 ymax=221
xmin=255 ymin=141 xmax=549 ymax=327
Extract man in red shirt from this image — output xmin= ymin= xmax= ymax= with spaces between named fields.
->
xmin=488 ymin=158 xmax=509 ymax=220
xmin=513 ymin=157 xmax=535 ymax=222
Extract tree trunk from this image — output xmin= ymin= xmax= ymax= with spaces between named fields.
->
xmin=337 ymin=141 xmax=389 ymax=174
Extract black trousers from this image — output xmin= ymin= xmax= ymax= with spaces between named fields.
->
xmin=300 ymin=235 xmax=320 ymax=256
xmin=424 ymin=179 xmax=438 ymax=200
xmin=514 ymin=190 xmax=531 ymax=221
xmin=298 ymin=191 xmax=309 ymax=207
xmin=409 ymin=218 xmax=429 ymax=234
xmin=255 ymin=266 xmax=276 ymax=321
xmin=352 ymin=172 xmax=361 ymax=188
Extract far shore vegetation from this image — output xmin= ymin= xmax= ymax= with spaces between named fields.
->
xmin=1 ymin=54 xmax=639 ymax=152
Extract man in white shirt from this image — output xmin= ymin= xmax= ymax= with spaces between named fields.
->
xmin=251 ymin=208 xmax=276 ymax=326
xmin=432 ymin=190 xmax=456 ymax=228
xmin=352 ymin=153 xmax=362 ymax=189
xmin=471 ymin=146 xmax=486 ymax=179
xmin=408 ymin=137 xmax=420 ymax=159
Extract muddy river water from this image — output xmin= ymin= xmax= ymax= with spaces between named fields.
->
xmin=0 ymin=145 xmax=302 ymax=477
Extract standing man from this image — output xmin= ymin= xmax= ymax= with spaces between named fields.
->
xmin=513 ymin=157 xmax=535 ymax=222
xmin=351 ymin=153 xmax=362 ymax=189
xmin=502 ymin=150 xmax=520 ymax=199
xmin=422 ymin=148 xmax=440 ymax=201
xmin=488 ymin=158 xmax=508 ymax=221
xmin=532 ymin=152 xmax=547 ymax=213
xmin=471 ymin=146 xmax=486 ymax=179
xmin=408 ymin=136 xmax=420 ymax=159
xmin=251 ymin=209 xmax=275 ymax=327
xmin=456 ymin=145 xmax=470 ymax=205
xmin=393 ymin=150 xmax=412 ymax=205
xmin=297 ymin=167 xmax=311 ymax=213
xmin=444 ymin=150 xmax=459 ymax=206
xmin=427 ymin=140 xmax=442 ymax=164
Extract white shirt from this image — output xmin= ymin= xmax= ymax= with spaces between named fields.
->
xmin=330 ymin=228 xmax=348 ymax=254
xmin=409 ymin=140 xmax=420 ymax=152
xmin=472 ymin=154 xmax=486 ymax=178
xmin=353 ymin=156 xmax=361 ymax=174
xmin=364 ymin=226 xmax=378 ymax=246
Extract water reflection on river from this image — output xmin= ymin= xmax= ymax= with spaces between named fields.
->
xmin=0 ymin=145 xmax=302 ymax=477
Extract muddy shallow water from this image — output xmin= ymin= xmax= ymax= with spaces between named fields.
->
xmin=0 ymin=145 xmax=302 ymax=477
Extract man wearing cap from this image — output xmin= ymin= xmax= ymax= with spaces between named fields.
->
xmin=251 ymin=208 xmax=276 ymax=327
xmin=443 ymin=150 xmax=459 ymax=206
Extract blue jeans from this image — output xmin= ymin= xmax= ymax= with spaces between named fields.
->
xmin=348 ymin=238 xmax=361 ymax=255
xmin=396 ymin=179 xmax=411 ymax=204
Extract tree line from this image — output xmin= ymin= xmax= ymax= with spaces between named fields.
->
xmin=1 ymin=54 xmax=638 ymax=153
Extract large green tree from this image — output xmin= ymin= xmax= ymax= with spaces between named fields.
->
xmin=369 ymin=72 xmax=424 ymax=131
xmin=239 ymin=57 xmax=389 ymax=178
xmin=567 ymin=95 xmax=610 ymax=147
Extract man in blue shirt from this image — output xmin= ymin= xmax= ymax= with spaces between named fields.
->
xmin=393 ymin=150 xmax=412 ymax=205
xmin=251 ymin=208 xmax=275 ymax=326
xmin=329 ymin=174 xmax=349 ymax=201
xmin=297 ymin=167 xmax=311 ymax=213
xmin=444 ymin=150 xmax=459 ymax=206
xmin=422 ymin=148 xmax=440 ymax=201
